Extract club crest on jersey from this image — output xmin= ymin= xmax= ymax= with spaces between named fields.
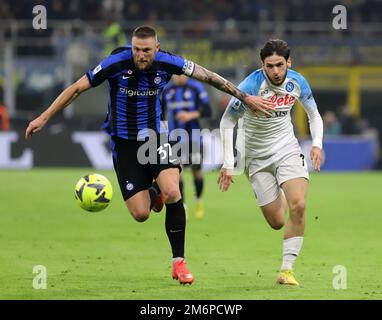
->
xmin=154 ymin=76 xmax=162 ymax=84
xmin=285 ymin=82 xmax=295 ymax=92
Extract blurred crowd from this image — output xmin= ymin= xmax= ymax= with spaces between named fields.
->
xmin=0 ymin=0 xmax=381 ymax=23
xmin=323 ymin=106 xmax=369 ymax=137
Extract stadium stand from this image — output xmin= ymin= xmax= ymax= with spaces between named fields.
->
xmin=0 ymin=0 xmax=381 ymax=169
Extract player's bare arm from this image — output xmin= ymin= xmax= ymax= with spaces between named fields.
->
xmin=191 ymin=64 xmax=274 ymax=116
xmin=25 ymin=75 xmax=91 ymax=139
xmin=310 ymin=146 xmax=322 ymax=172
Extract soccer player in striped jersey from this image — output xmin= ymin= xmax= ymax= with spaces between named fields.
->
xmin=25 ymin=25 xmax=274 ymax=285
xmin=162 ymin=75 xmax=211 ymax=219
xmin=218 ymin=39 xmax=323 ymax=286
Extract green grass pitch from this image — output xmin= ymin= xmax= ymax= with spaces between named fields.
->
xmin=0 ymin=169 xmax=381 ymax=300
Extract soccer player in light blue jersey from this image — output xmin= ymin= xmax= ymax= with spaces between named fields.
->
xmin=219 ymin=39 xmax=323 ymax=285
xmin=26 ymin=26 xmax=274 ymax=285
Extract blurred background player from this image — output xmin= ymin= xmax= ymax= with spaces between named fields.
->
xmin=162 ymin=75 xmax=211 ymax=219
xmin=218 ymin=39 xmax=323 ymax=286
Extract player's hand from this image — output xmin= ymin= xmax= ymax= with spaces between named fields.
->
xmin=176 ymin=111 xmax=194 ymax=123
xmin=25 ymin=114 xmax=49 ymax=139
xmin=243 ymin=95 xmax=275 ymax=117
xmin=217 ymin=168 xmax=234 ymax=192
xmin=310 ymin=146 xmax=322 ymax=172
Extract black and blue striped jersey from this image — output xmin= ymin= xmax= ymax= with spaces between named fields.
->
xmin=162 ymin=79 xmax=210 ymax=142
xmin=86 ymin=46 xmax=195 ymax=140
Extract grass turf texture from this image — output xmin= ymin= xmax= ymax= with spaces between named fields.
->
xmin=0 ymin=169 xmax=381 ymax=300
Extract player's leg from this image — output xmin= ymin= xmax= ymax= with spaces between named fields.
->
xmin=275 ymin=178 xmax=308 ymax=285
xmin=155 ymin=167 xmax=193 ymax=284
xmin=150 ymin=180 xmax=164 ymax=213
xmin=276 ymin=153 xmax=309 ymax=285
xmin=278 ymin=177 xmax=308 ymax=278
xmin=178 ymin=174 xmax=189 ymax=219
xmin=179 ymin=176 xmax=185 ymax=201
xmin=124 ymin=191 xmax=151 ymax=222
xmin=191 ymin=166 xmax=204 ymax=219
xmin=250 ymin=168 xmax=286 ymax=230
xmin=190 ymin=139 xmax=204 ymax=219
xmin=281 ymin=177 xmax=308 ymax=239
xmin=260 ymin=194 xmax=286 ymax=230
xmin=111 ymin=136 xmax=153 ymax=222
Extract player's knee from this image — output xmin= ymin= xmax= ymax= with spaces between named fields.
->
xmin=129 ymin=208 xmax=150 ymax=222
xmin=269 ymin=219 xmax=284 ymax=230
xmin=162 ymin=187 xmax=181 ymax=204
xmin=289 ymin=200 xmax=306 ymax=223
xmin=289 ymin=200 xmax=306 ymax=214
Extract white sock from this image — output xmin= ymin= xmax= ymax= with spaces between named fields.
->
xmin=281 ymin=236 xmax=304 ymax=270
xmin=172 ymin=257 xmax=184 ymax=263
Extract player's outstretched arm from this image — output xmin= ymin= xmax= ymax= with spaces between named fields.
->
xmin=191 ymin=64 xmax=274 ymax=116
xmin=25 ymin=75 xmax=91 ymax=139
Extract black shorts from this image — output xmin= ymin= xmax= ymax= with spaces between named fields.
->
xmin=111 ymin=135 xmax=181 ymax=201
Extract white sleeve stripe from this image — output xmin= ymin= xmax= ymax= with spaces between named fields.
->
xmin=183 ymin=60 xmax=195 ymax=76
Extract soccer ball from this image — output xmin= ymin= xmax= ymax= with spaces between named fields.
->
xmin=74 ymin=173 xmax=113 ymax=212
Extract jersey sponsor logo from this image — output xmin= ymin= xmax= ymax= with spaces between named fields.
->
xmin=119 ymin=88 xmax=160 ymax=97
xmin=273 ymin=111 xmax=288 ymax=117
xmin=182 ymin=59 xmax=195 ymax=76
xmin=122 ymin=75 xmax=134 ymax=79
xmin=269 ymin=93 xmax=296 ymax=107
xmin=93 ymin=64 xmax=102 ymax=75
xmin=285 ymin=81 xmax=295 ymax=92
xmin=264 ymin=110 xmax=288 ymax=118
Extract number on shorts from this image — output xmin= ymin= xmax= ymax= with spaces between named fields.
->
xmin=300 ymin=153 xmax=305 ymax=167
xmin=157 ymin=143 xmax=172 ymax=160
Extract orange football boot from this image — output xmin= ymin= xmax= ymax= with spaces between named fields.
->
xmin=172 ymin=259 xmax=194 ymax=285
